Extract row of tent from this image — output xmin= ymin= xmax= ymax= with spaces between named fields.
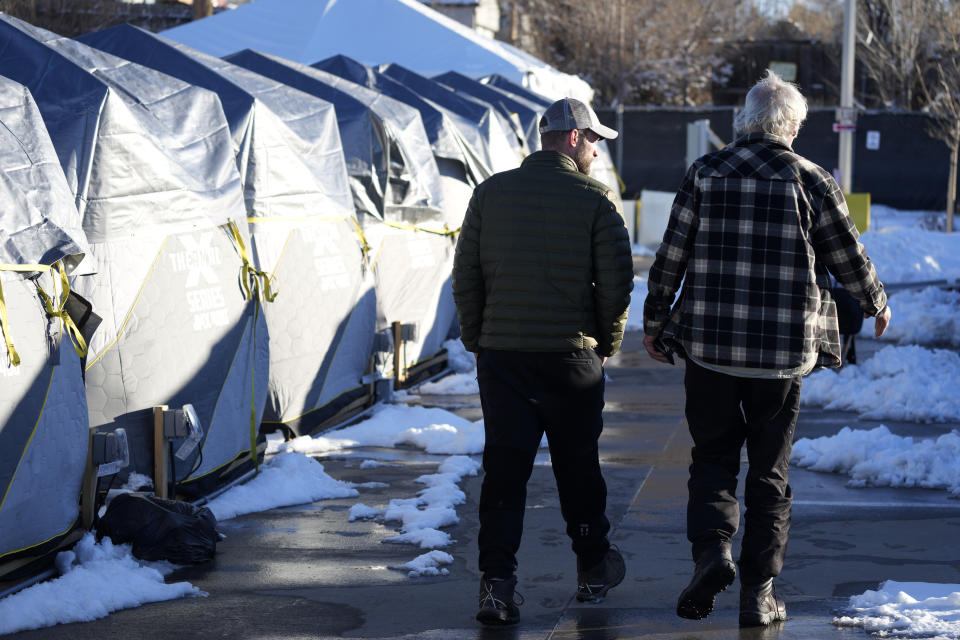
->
xmin=0 ymin=13 xmax=620 ymax=586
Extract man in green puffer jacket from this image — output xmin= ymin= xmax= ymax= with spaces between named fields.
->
xmin=452 ymin=97 xmax=634 ymax=626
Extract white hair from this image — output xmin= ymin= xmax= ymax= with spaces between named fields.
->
xmin=733 ymin=70 xmax=808 ymax=139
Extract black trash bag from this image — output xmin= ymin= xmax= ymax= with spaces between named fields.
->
xmin=96 ymin=493 xmax=218 ymax=564
xmin=832 ymin=285 xmax=865 ymax=335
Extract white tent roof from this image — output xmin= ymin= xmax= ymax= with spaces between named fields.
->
xmin=162 ymin=0 xmax=591 ymax=102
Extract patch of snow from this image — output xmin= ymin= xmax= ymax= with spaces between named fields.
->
xmin=792 ymin=425 xmax=960 ymax=495
xmin=801 ymin=345 xmax=960 ymax=423
xmin=389 ymin=550 xmax=454 ymax=578
xmin=206 ymin=452 xmax=358 ymax=520
xmin=0 ymin=534 xmax=204 ymax=636
xmin=860 ymin=286 xmax=960 ymax=346
xmin=348 ymin=503 xmax=383 ymax=521
xmin=834 ymin=580 xmax=960 ymax=638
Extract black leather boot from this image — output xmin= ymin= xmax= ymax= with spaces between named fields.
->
xmin=476 ymin=575 xmax=523 ymax=625
xmin=676 ymin=545 xmax=736 ymax=619
xmin=739 ymin=578 xmax=786 ymax=626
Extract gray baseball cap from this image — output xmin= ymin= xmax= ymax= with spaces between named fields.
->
xmin=538 ymin=97 xmax=618 ymax=140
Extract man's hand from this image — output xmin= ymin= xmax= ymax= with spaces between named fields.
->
xmin=643 ymin=334 xmax=671 ymax=364
xmin=869 ymin=306 xmax=892 ymax=338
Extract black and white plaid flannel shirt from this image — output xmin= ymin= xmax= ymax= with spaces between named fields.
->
xmin=644 ymin=133 xmax=887 ymax=372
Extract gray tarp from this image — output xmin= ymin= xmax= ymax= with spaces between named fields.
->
xmin=379 ymin=63 xmax=523 ymax=174
xmin=224 ymin=49 xmax=457 ymax=379
xmin=226 ymin=49 xmax=445 ymax=224
xmin=0 ymin=15 xmax=268 ymax=499
xmin=0 ymin=75 xmax=89 ymax=577
xmin=78 ymin=25 xmax=377 ymax=437
xmin=312 ymin=54 xmax=484 ymax=233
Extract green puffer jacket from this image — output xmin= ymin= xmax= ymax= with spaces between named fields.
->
xmin=452 ymin=150 xmax=633 ymax=357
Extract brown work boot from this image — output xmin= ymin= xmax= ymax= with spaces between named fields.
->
xmin=739 ymin=578 xmax=786 ymax=626
xmin=676 ymin=546 xmax=736 ymax=619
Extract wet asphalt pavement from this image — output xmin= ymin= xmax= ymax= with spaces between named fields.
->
xmin=10 ymin=328 xmax=960 ymax=639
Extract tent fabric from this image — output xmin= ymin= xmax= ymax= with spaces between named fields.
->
xmin=0 ymin=76 xmax=89 ymax=576
xmin=379 ymin=62 xmax=523 ymax=173
xmin=77 ymin=27 xmax=404 ymax=438
xmin=225 ymin=49 xmax=445 ymax=224
xmin=0 ymin=14 xmax=268 ymax=499
xmin=313 ymin=54 xmax=482 ymax=230
xmin=313 ymin=54 xmax=489 ymax=187
xmin=433 ymin=70 xmax=540 ymax=153
xmin=160 ymin=0 xmax=591 ymax=103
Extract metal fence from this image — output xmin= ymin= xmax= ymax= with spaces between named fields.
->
xmin=596 ymin=106 xmax=958 ymax=212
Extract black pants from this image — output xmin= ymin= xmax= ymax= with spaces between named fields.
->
xmin=476 ymin=349 xmax=610 ymax=580
xmin=683 ymin=360 xmax=802 ymax=583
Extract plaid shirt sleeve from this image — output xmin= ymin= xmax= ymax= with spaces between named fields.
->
xmin=643 ymin=163 xmax=700 ymax=336
xmin=811 ymin=177 xmax=888 ymax=316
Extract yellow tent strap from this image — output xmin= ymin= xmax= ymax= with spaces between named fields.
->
xmin=0 ymin=277 xmax=20 ymax=367
xmin=225 ymin=220 xmax=278 ymax=303
xmin=33 ymin=262 xmax=88 ymax=359
xmin=612 ymin=165 xmax=627 ymax=194
xmin=0 ymin=261 xmax=83 ymax=367
xmin=350 ymin=217 xmax=371 ymax=258
xmin=249 ymin=301 xmax=260 ymax=473
xmin=381 ymin=220 xmax=460 ymax=237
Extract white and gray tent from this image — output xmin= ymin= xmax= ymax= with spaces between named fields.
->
xmin=0 ymin=76 xmax=90 ymax=582
xmin=378 ymin=62 xmax=523 ymax=174
xmin=312 ymin=53 xmax=489 ymax=223
xmin=434 ymin=70 xmax=541 ymax=154
xmin=225 ymin=50 xmax=459 ymax=384
xmin=76 ymin=26 xmax=377 ymax=438
xmin=0 ymin=15 xmax=269 ymax=500
xmin=225 ymin=49 xmax=445 ymax=221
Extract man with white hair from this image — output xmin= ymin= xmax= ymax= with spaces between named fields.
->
xmin=642 ymin=71 xmax=891 ymax=626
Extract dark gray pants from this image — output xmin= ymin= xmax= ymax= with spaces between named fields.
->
xmin=683 ymin=360 xmax=801 ymax=583
xmin=476 ymin=348 xmax=610 ymax=580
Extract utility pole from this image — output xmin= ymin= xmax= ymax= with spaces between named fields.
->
xmin=193 ymin=0 xmax=213 ymax=21
xmin=837 ymin=0 xmax=856 ymax=193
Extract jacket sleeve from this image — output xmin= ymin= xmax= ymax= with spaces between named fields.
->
xmin=452 ymin=188 xmax=485 ymax=352
xmin=811 ymin=177 xmax=888 ymax=316
xmin=643 ymin=163 xmax=700 ymax=336
xmin=592 ymin=193 xmax=634 ymax=357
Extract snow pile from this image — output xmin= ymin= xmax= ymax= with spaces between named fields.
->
xmin=860 ymin=218 xmax=960 ymax=284
xmin=418 ymin=339 xmax=478 ymax=395
xmin=382 ymin=455 xmax=481 ymax=550
xmin=801 ymin=345 xmax=960 ymax=422
xmin=388 ymin=550 xmax=454 ymax=578
xmin=860 ymin=286 xmax=960 ymax=347
xmin=834 ymin=581 xmax=960 ymax=638
xmin=792 ymin=425 xmax=960 ymax=495
xmin=0 ymin=534 xmax=204 ymax=635
xmin=206 ymin=452 xmax=358 ymax=520
xmin=349 ymin=503 xmax=383 ymax=521
xmin=443 ymin=338 xmax=475 ymax=374
xmin=277 ymin=405 xmax=486 ymax=455
xmin=418 ymin=372 xmax=479 ymax=395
